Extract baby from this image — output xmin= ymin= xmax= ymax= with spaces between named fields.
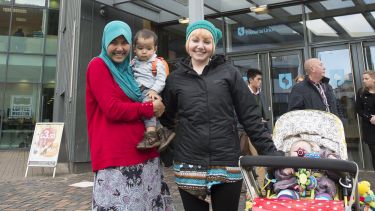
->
xmin=132 ymin=29 xmax=174 ymax=151
xmin=273 ymin=140 xmax=339 ymax=200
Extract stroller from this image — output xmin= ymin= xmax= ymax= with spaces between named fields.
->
xmin=239 ymin=110 xmax=360 ymax=211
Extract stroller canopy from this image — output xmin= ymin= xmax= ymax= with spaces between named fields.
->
xmin=273 ymin=110 xmax=347 ymax=160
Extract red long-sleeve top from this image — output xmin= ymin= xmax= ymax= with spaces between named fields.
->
xmin=86 ymin=57 xmax=158 ymax=171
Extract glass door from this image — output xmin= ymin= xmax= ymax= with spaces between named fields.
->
xmin=362 ymin=42 xmax=375 ymax=170
xmin=313 ymin=45 xmax=360 ymax=164
xmin=269 ymin=51 xmax=304 ymax=124
xmin=232 ymin=55 xmax=259 ymax=80
xmin=231 ymin=55 xmax=273 ymax=129
xmin=364 ymin=43 xmax=375 ymax=71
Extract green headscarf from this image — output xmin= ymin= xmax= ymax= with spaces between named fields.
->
xmin=98 ymin=21 xmax=142 ymax=102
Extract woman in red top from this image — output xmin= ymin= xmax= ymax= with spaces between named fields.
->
xmin=86 ymin=20 xmax=174 ymax=210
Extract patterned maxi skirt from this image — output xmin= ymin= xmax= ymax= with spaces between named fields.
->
xmin=92 ymin=157 xmax=175 ymax=211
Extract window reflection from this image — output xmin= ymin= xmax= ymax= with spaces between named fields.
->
xmin=233 ymin=58 xmax=259 ymax=79
xmin=7 ymin=54 xmax=42 ymax=83
xmin=305 ymin=19 xmax=338 ymax=37
xmin=41 ymin=83 xmax=54 ymax=122
xmin=9 ymin=7 xmax=44 ymax=53
xmin=320 ymin=0 xmax=355 ymax=10
xmin=0 ymin=53 xmax=6 ymax=82
xmin=1 ymin=83 xmax=39 ymax=148
xmin=46 ymin=9 xmax=59 ymax=54
xmin=49 ymin=0 xmax=60 ymax=9
xmin=0 ymin=6 xmax=10 ymax=52
xmin=204 ymin=0 xmax=252 ymax=12
xmin=43 ymin=56 xmax=56 ymax=83
xmin=226 ymin=5 xmax=304 ymax=52
xmin=316 ymin=48 xmax=359 ymax=162
xmin=334 ymin=14 xmax=375 ymax=37
xmin=364 ymin=45 xmax=375 ymax=70
xmin=271 ymin=53 xmax=303 ymax=122
xmin=15 ymin=0 xmax=45 ymax=7
xmin=283 ymin=5 xmax=311 ymax=15
xmin=364 ymin=0 xmax=375 ymax=4
xmin=0 ymin=0 xmax=11 ymax=4
xmin=306 ymin=2 xmax=375 ymax=42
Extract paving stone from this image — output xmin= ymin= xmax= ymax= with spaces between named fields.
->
xmin=0 ymin=150 xmax=374 ymax=210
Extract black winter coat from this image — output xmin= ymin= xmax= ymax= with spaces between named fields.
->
xmin=355 ymin=88 xmax=375 ymax=144
xmin=160 ymin=55 xmax=280 ymax=167
xmin=288 ymin=76 xmax=342 ymax=119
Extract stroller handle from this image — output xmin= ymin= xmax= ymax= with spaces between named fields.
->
xmin=239 ymin=155 xmax=358 ymax=174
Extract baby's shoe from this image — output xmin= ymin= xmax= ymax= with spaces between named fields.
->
xmin=137 ymin=131 xmax=160 ymax=150
xmin=157 ymin=127 xmax=175 ymax=152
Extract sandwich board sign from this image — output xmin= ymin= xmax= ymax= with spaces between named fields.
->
xmin=25 ymin=122 xmax=64 ymax=178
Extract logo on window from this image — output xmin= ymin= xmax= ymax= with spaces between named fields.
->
xmin=237 ymin=27 xmax=245 ymax=36
xmin=278 ymin=73 xmax=292 ymax=90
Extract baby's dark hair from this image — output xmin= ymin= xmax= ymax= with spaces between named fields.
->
xmin=134 ymin=29 xmax=158 ymax=46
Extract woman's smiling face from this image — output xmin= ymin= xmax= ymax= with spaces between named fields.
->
xmin=186 ymin=29 xmax=214 ymax=64
xmin=106 ymin=35 xmax=130 ymax=64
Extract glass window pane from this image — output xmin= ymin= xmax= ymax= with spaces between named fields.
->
xmin=15 ymin=0 xmax=45 ymax=7
xmin=316 ymin=48 xmax=360 ymax=164
xmin=233 ymin=57 xmax=259 ymax=79
xmin=207 ymin=18 xmax=224 ymax=54
xmin=8 ymin=54 xmax=42 ymax=83
xmin=306 ymin=1 xmax=375 ymax=42
xmin=270 ymin=53 xmax=303 ymax=122
xmin=0 ymin=6 xmax=10 ymax=51
xmin=159 ymin=24 xmax=187 ymax=60
xmin=364 ymin=45 xmax=375 ymax=70
xmin=0 ymin=0 xmax=11 ymax=4
xmin=45 ymin=9 xmax=59 ymax=54
xmin=320 ymin=0 xmax=355 ymax=10
xmin=41 ymin=83 xmax=54 ymax=122
xmin=49 ymin=0 xmax=60 ymax=9
xmin=334 ymin=14 xmax=375 ymax=37
xmin=227 ymin=5 xmax=304 ymax=52
xmin=0 ymin=53 xmax=6 ymax=82
xmin=43 ymin=56 xmax=56 ymax=83
xmin=1 ymin=83 xmax=40 ymax=148
xmin=10 ymin=8 xmax=44 ymax=53
xmin=204 ymin=0 xmax=253 ymax=13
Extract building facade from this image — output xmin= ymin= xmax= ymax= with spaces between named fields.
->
xmin=0 ymin=0 xmax=59 ymax=148
xmin=1 ymin=0 xmax=374 ymax=172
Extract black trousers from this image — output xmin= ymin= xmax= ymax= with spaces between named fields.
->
xmin=368 ymin=144 xmax=375 ymax=170
xmin=178 ymin=180 xmax=243 ymax=211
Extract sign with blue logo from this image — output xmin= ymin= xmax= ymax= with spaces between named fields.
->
xmin=238 ymin=27 xmax=245 ymax=36
xmin=328 ymin=69 xmax=344 ymax=89
xmin=278 ymin=73 xmax=292 ymax=90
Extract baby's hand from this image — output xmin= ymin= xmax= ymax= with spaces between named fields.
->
xmin=282 ymin=168 xmax=295 ymax=176
xmin=147 ymin=89 xmax=161 ymax=101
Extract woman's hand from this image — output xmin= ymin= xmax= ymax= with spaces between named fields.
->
xmin=370 ymin=115 xmax=375 ymax=125
xmin=152 ymin=99 xmax=165 ymax=117
xmin=147 ymin=89 xmax=161 ymax=101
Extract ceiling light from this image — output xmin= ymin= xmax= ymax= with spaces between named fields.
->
xmin=178 ymin=17 xmax=189 ymax=24
xmin=250 ymin=5 xmax=268 ymax=14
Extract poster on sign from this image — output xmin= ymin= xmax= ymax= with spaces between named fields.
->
xmin=25 ymin=122 xmax=64 ymax=178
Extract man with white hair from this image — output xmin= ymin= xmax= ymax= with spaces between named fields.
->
xmin=288 ymin=58 xmax=342 ymax=118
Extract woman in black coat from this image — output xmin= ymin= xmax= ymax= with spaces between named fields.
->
xmin=356 ymin=71 xmax=375 ymax=170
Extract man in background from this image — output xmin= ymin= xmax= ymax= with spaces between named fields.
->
xmin=238 ymin=68 xmax=270 ymax=155
xmin=288 ymin=58 xmax=343 ymax=119
xmin=247 ymin=68 xmax=269 ymax=127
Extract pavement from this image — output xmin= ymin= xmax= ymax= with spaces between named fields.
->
xmin=0 ymin=150 xmax=374 ymax=210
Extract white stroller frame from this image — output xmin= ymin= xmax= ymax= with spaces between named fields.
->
xmin=239 ymin=110 xmax=360 ymax=211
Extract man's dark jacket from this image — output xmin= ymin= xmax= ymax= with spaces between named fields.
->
xmin=288 ymin=75 xmax=342 ymax=118
xmin=160 ymin=55 xmax=280 ymax=166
